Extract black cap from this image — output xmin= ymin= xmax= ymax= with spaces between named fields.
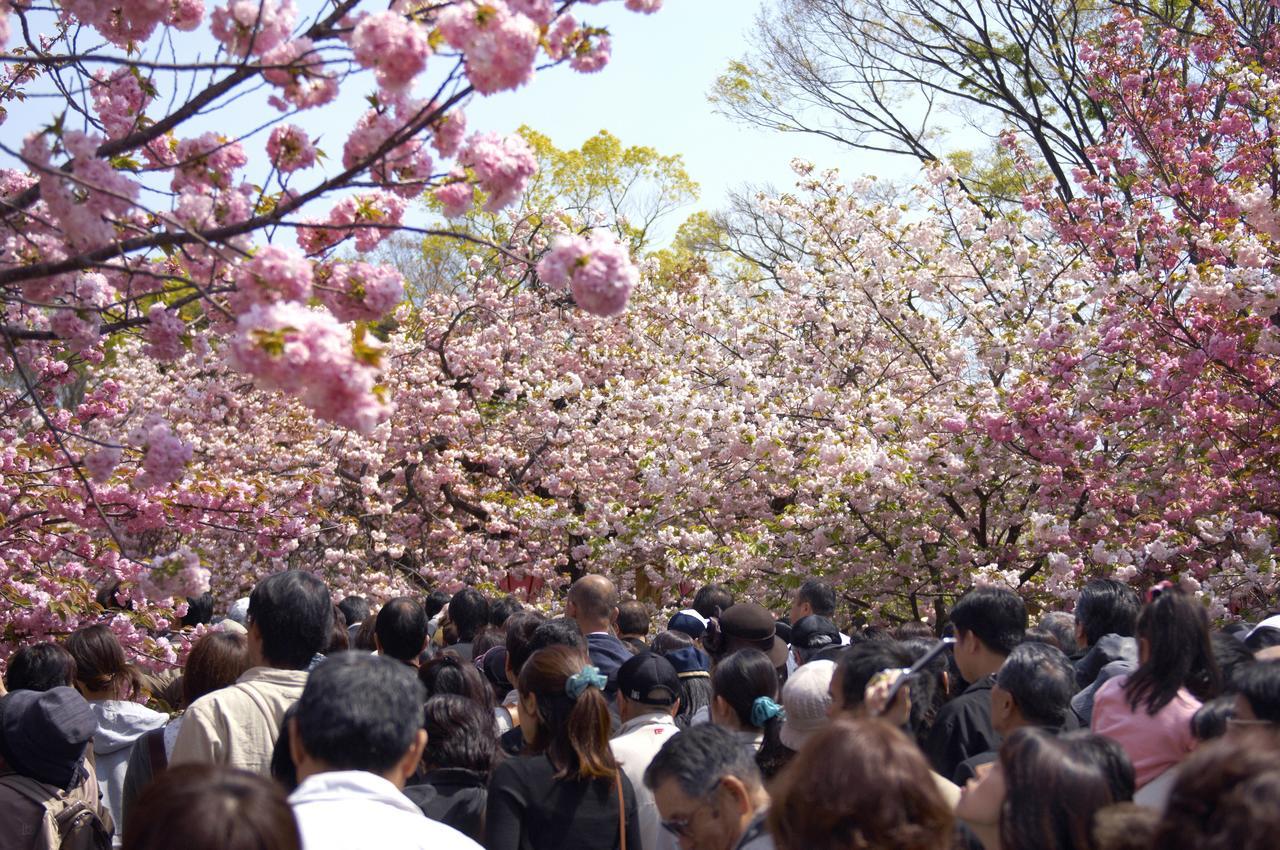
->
xmin=791 ymin=615 xmax=840 ymax=651
xmin=617 ymin=652 xmax=680 ymax=705
xmin=0 ymin=687 xmax=95 ymax=789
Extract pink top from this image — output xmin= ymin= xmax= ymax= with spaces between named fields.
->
xmin=1091 ymin=674 xmax=1200 ymax=788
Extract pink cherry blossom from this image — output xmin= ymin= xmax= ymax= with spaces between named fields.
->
xmin=536 ymin=231 xmax=638 ymax=317
xmin=350 ymin=11 xmax=430 ymax=92
xmin=458 ymin=132 xmax=538 ymax=213
xmin=266 ymin=124 xmax=317 ymax=173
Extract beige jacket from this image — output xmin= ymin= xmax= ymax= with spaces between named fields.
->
xmin=169 ymin=667 xmax=308 ymax=775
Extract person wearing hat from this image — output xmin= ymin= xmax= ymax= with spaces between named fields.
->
xmin=788 ymin=616 xmax=842 ymax=669
xmin=0 ymin=687 xmax=114 ymax=850
xmin=707 ymin=603 xmax=790 ymax=678
xmin=666 ymin=610 xmax=709 ymax=642
xmin=779 ymin=659 xmax=835 ymax=757
xmin=610 ymin=653 xmax=682 ymax=850
xmin=663 ymin=646 xmax=713 ymax=728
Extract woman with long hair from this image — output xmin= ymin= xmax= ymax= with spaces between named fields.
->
xmin=1091 ymin=585 xmax=1221 ymax=791
xmin=710 ymin=648 xmax=789 ymax=779
xmin=485 ymin=645 xmax=639 ymax=850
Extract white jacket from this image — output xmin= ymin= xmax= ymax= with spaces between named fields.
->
xmin=610 ymin=712 xmax=680 ymax=850
xmin=87 ymin=699 xmax=168 ymax=846
xmin=290 ymin=771 xmax=483 ymax=850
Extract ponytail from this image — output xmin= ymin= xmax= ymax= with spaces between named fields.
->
xmin=519 ymin=645 xmax=618 ymax=781
xmin=712 ymin=649 xmax=790 ymax=778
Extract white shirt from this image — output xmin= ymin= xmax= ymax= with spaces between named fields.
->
xmin=290 ymin=770 xmax=483 ymax=850
xmin=610 ymin=712 xmax=680 ymax=850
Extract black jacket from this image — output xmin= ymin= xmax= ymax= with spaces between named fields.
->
xmin=404 ymin=768 xmax=488 ymax=843
xmin=924 ymin=674 xmax=999 ymax=780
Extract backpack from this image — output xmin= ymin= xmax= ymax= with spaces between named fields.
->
xmin=0 ymin=772 xmax=112 ymax=850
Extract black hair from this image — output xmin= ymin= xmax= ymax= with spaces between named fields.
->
xmin=1074 ymin=579 xmax=1141 ymax=647
xmin=692 ymin=583 xmax=733 ymax=620
xmin=1212 ymin=631 xmax=1255 ymax=687
xmin=271 ymin=704 xmax=300 ymax=793
xmin=836 ymin=641 xmax=912 ymax=711
xmin=4 ymin=642 xmax=77 ymax=692
xmin=418 ymin=650 xmax=493 ymax=707
xmin=181 ymin=593 xmax=214 ymax=628
xmin=448 ymin=588 xmax=489 ymax=642
xmin=949 ymin=587 xmax=1027 ymax=656
xmin=644 ymin=722 xmax=762 ymax=795
xmin=505 ymin=610 xmax=547 ymax=677
xmin=996 ymin=641 xmax=1076 ymax=728
xmin=295 ymin=652 xmax=425 ymax=774
xmin=489 ymin=595 xmax=523 ymax=628
xmin=424 ymin=590 xmax=452 ymax=620
xmin=337 ymin=596 xmax=370 ymax=628
xmin=527 ymin=617 xmax=587 ymax=656
xmin=1125 ymin=587 xmax=1221 ymax=715
xmin=248 ymin=571 xmax=333 ymax=670
xmin=1244 ymin=625 xmax=1280 ymax=652
xmin=711 ymin=648 xmax=788 ymax=779
xmin=617 ymin=600 xmax=650 ymax=637
xmin=375 ymin=596 xmax=428 ymax=663
xmin=901 ymin=638 xmax=949 ymax=743
xmin=796 ymin=578 xmax=837 ymax=618
xmin=1037 ymin=612 xmax=1080 ymax=656
xmin=421 ymin=694 xmax=497 ymax=775
xmin=1192 ymin=696 xmax=1236 ymax=741
xmin=1233 ymin=662 xmax=1280 ymax=723
xmin=651 ymin=630 xmax=693 ymax=653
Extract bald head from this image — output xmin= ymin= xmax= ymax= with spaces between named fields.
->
xmin=568 ymin=575 xmax=619 ymax=632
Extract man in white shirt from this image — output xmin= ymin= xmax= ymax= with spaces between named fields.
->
xmin=288 ymin=652 xmax=482 ymax=850
xmin=610 ymin=652 xmax=682 ymax=850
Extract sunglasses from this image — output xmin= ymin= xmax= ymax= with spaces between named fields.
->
xmin=660 ymin=778 xmax=722 ymax=838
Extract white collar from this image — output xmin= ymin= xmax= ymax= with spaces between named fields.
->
xmin=618 ymin=712 xmax=679 ymax=735
xmin=290 ymin=770 xmax=419 ymax=816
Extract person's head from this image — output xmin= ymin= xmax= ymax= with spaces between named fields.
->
xmin=420 ymin=694 xmax=496 ymax=775
xmin=527 ymin=617 xmax=587 ymax=655
xmin=517 ymin=644 xmax=617 ymax=780
xmin=996 ymin=728 xmax=1134 ymax=850
xmin=662 ymin=644 xmax=713 ymax=728
xmin=617 ymin=600 xmax=650 ymax=639
xmin=1243 ymin=615 xmax=1280 ymax=652
xmin=424 ymin=589 xmax=451 ymax=620
xmin=336 ymin=596 xmax=370 ymax=628
xmin=352 ymin=613 xmax=378 ymax=652
xmin=1192 ymin=695 xmax=1236 ymax=741
xmin=65 ymin=623 xmax=136 ymax=699
xmin=692 ymin=583 xmax=733 ymax=620
xmin=899 ymin=638 xmax=950 ymax=743
xmin=4 ymin=642 xmax=76 ymax=693
xmin=122 ymin=764 xmax=300 ymax=850
xmin=644 ymin=723 xmax=767 ymax=850
xmin=325 ymin=605 xmax=349 ymax=654
xmin=992 ymin=641 xmax=1076 ymax=735
xmin=417 ymin=650 xmax=493 ymax=707
xmin=948 ymin=587 xmax=1027 ymax=682
xmin=1231 ymin=661 xmax=1280 ymax=724
xmin=1213 ymin=631 xmax=1256 ymax=683
xmin=894 ymin=620 xmax=936 ymax=641
xmin=1074 ymin=579 xmax=1141 ymax=648
xmin=0 ymin=687 xmax=95 ymax=789
xmin=290 ymin=652 xmax=426 ymax=787
xmin=1091 ymin=803 xmax=1160 ymax=850
xmin=489 ymin=594 xmax=523 ymax=628
xmin=247 ymin=570 xmax=333 ymax=670
xmin=653 ymin=629 xmax=695 ymax=654
xmin=710 ymin=648 xmax=788 ymax=778
xmin=565 ymin=574 xmax=619 ymax=633
xmin=374 ymin=596 xmax=429 ymax=664
xmin=616 ymin=651 xmax=681 ymax=722
xmin=829 ymin=641 xmax=912 ymax=717
xmin=447 ymin=588 xmax=489 ymax=643
xmin=183 ymin=631 xmax=251 ymax=709
xmin=707 ymin=603 xmax=788 ymax=670
xmin=790 ymin=578 xmax=837 ymax=624
xmin=470 ymin=625 xmax=505 ymax=659
xmin=181 ymin=593 xmax=214 ymax=628
xmin=1037 ymin=612 xmax=1081 ymax=655
xmin=667 ymin=610 xmax=710 ymax=641
xmin=789 ymin=615 xmax=841 ymax=665
xmin=1125 ymin=585 xmax=1221 ymax=715
xmin=779 ymin=659 xmax=834 ymax=752
xmin=504 ymin=609 xmax=547 ymax=681
xmin=769 ymin=718 xmax=953 ymax=850
xmin=1154 ymin=730 xmax=1280 ymax=850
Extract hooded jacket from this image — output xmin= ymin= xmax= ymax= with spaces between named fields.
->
xmin=87 ymin=699 xmax=168 ymax=844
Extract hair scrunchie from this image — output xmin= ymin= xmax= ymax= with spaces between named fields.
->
xmin=565 ymin=665 xmax=608 ymax=700
xmin=750 ymin=696 xmax=784 ymax=728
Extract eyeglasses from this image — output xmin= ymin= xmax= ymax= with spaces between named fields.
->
xmin=660 ymin=778 xmax=722 ymax=838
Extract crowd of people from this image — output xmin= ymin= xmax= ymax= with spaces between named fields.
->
xmin=2 ymin=571 xmax=1280 ymax=850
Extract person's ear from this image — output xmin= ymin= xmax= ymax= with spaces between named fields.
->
xmin=670 ymin=697 xmax=681 ymax=717
xmin=717 ymin=774 xmax=752 ymax=818
xmin=610 ymin=606 xmax=619 ymax=625
xmin=373 ymin=635 xmax=384 ymax=654
xmin=394 ymin=729 xmax=427 ymax=785
xmin=712 ymin=694 xmax=731 ymax=725
xmin=1074 ymin=620 xmax=1087 ymax=647
xmin=288 ymin=716 xmax=306 ymax=774
xmin=992 ymin=688 xmax=1014 ymax=725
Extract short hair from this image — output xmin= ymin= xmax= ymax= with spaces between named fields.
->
xmin=470 ymin=625 xmax=505 ymax=659
xmin=489 ymin=595 xmax=523 ymax=628
xmin=568 ymin=575 xmax=618 ymax=621
xmin=375 ymin=597 xmax=428 ymax=663
xmin=1191 ymin=696 xmax=1236 ymax=741
xmin=505 ymin=610 xmax=547 ymax=676
xmin=448 ymin=588 xmax=489 ymax=642
xmin=769 ymin=719 xmax=954 ymax=850
xmin=296 ymin=653 xmax=425 ymax=774
xmin=418 ymin=651 xmax=492 ymax=707
xmin=1075 ymin=579 xmax=1141 ymax=647
xmin=4 ymin=643 xmax=76 ymax=692
xmin=1233 ymin=662 xmax=1280 ymax=723
xmin=422 ymin=694 xmax=496 ymax=774
xmin=644 ymin=722 xmax=761 ymax=797
xmin=248 ymin=571 xmax=333 ymax=670
xmin=836 ymin=641 xmax=912 ymax=711
xmin=1154 ymin=731 xmax=1280 ymax=850
xmin=893 ymin=621 xmax=936 ymax=641
xmin=424 ymin=590 xmax=452 ymax=620
xmin=1038 ymin=612 xmax=1081 ymax=655
xmin=123 ymin=764 xmax=300 ymax=850
xmin=1244 ymin=624 xmax=1280 ymax=652
xmin=181 ymin=593 xmax=214 ymax=628
xmin=527 ymin=618 xmax=587 ymax=657
xmin=183 ymin=632 xmax=251 ymax=708
xmin=336 ymin=596 xmax=370 ymax=628
xmin=1092 ymin=803 xmax=1159 ymax=850
xmin=996 ymin=642 xmax=1076 ymax=728
xmin=66 ymin=623 xmax=136 ymax=697
xmin=617 ymin=601 xmax=650 ymax=637
xmin=1213 ymin=632 xmax=1256 ymax=685
xmin=949 ymin=587 xmax=1026 ymax=656
xmin=692 ymin=584 xmax=733 ymax=620
xmin=796 ymin=579 xmax=837 ymax=618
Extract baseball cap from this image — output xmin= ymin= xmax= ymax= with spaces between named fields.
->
xmin=664 ymin=646 xmax=711 ymax=678
xmin=667 ymin=609 xmax=709 ymax=639
xmin=617 ymin=651 xmax=680 ymax=705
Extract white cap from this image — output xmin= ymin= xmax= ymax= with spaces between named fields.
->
xmin=780 ymin=659 xmax=835 ymax=751
xmin=1246 ymin=614 xmax=1280 ymax=641
xmin=226 ymin=597 xmax=251 ymax=625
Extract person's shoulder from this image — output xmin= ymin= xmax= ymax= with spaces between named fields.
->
xmin=1094 ymin=673 xmax=1129 ymax=701
xmin=410 ymin=817 xmax=485 ymax=850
